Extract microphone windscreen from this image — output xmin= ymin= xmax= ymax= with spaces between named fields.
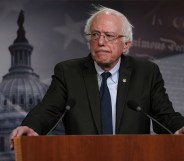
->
xmin=66 ymin=99 xmax=76 ymax=109
xmin=127 ymin=100 xmax=140 ymax=112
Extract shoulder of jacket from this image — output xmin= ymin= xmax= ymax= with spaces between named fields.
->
xmin=55 ymin=56 xmax=90 ymax=68
xmin=124 ymin=55 xmax=158 ymax=68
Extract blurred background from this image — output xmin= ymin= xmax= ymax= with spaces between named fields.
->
xmin=0 ymin=0 xmax=183 ymax=160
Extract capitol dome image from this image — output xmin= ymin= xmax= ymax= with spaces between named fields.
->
xmin=0 ymin=10 xmax=48 ymax=161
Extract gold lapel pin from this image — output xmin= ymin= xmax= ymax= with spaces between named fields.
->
xmin=122 ymin=78 xmax=127 ymax=83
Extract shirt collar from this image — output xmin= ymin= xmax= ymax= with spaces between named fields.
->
xmin=94 ymin=58 xmax=121 ymax=83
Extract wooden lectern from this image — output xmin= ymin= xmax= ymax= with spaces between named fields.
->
xmin=14 ymin=135 xmax=184 ymax=161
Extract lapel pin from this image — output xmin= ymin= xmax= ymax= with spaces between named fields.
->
xmin=122 ymin=78 xmax=127 ymax=83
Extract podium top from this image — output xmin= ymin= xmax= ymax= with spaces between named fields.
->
xmin=14 ymin=135 xmax=184 ymax=161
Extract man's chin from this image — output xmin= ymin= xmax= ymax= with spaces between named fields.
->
xmin=97 ymin=61 xmax=111 ymax=68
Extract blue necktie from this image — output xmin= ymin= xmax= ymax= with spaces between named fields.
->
xmin=100 ymin=72 xmax=113 ymax=134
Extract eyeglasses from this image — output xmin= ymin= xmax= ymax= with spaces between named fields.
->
xmin=86 ymin=31 xmax=126 ymax=42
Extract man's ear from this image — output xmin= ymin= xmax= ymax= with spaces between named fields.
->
xmin=123 ymin=41 xmax=132 ymax=53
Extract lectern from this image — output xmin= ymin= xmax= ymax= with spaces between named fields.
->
xmin=14 ymin=135 xmax=184 ymax=161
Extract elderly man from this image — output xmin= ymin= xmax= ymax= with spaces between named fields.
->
xmin=9 ymin=6 xmax=184 ymax=149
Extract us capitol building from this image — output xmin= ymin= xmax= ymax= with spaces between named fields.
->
xmin=0 ymin=11 xmax=48 ymax=161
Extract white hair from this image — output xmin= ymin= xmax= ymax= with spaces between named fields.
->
xmin=84 ymin=5 xmax=133 ymax=43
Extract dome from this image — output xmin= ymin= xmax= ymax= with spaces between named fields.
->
xmin=0 ymin=10 xmax=49 ymax=160
xmin=0 ymin=10 xmax=48 ymax=112
xmin=0 ymin=73 xmax=48 ymax=112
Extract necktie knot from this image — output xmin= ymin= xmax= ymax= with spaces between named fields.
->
xmin=101 ymin=72 xmax=111 ymax=81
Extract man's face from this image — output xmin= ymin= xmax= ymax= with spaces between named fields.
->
xmin=89 ymin=13 xmax=130 ymax=70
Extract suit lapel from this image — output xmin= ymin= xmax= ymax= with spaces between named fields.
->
xmin=116 ymin=56 xmax=133 ymax=133
xmin=82 ymin=56 xmax=101 ymax=133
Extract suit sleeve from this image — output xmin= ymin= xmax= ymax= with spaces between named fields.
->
xmin=21 ymin=63 xmax=67 ymax=134
xmin=150 ymin=64 xmax=184 ymax=133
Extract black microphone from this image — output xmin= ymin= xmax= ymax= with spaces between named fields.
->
xmin=46 ymin=99 xmax=75 ymax=135
xmin=127 ymin=100 xmax=173 ymax=134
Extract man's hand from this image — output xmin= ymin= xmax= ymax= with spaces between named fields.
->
xmin=174 ymin=126 xmax=184 ymax=134
xmin=9 ymin=126 xmax=39 ymax=150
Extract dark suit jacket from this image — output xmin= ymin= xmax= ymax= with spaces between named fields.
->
xmin=22 ymin=55 xmax=184 ymax=134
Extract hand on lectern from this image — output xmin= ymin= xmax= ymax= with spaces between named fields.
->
xmin=175 ymin=126 xmax=184 ymax=134
xmin=9 ymin=126 xmax=39 ymax=150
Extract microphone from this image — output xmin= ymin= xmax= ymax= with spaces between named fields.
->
xmin=46 ymin=99 xmax=75 ymax=135
xmin=127 ymin=100 xmax=173 ymax=134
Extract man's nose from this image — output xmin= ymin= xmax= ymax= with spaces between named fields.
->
xmin=98 ymin=35 xmax=106 ymax=45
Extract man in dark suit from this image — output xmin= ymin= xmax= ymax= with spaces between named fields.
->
xmin=9 ymin=6 xmax=184 ymax=149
